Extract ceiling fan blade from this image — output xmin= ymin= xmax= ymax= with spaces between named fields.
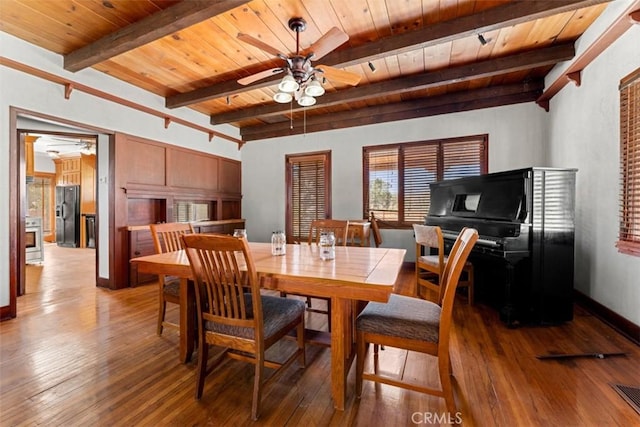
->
xmin=238 ymin=68 xmax=284 ymax=86
xmin=315 ymin=65 xmax=361 ymax=86
xmin=306 ymin=27 xmax=349 ymax=61
xmin=237 ymin=33 xmax=285 ymax=58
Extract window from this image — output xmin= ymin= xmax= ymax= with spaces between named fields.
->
xmin=27 ymin=174 xmax=54 ymax=239
xmin=173 ymin=201 xmax=211 ymax=222
xmin=363 ymin=135 xmax=488 ymax=226
xmin=286 ymin=151 xmax=331 ymax=242
xmin=618 ymin=67 xmax=640 ymax=256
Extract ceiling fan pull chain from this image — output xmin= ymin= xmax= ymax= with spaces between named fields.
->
xmin=290 ymin=98 xmax=293 ymax=129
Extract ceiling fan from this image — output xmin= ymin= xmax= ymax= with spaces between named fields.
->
xmin=237 ymin=18 xmax=361 ymax=106
xmin=40 ymin=136 xmax=96 ymax=155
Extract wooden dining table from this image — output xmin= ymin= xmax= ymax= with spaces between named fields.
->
xmin=131 ymin=241 xmax=405 ymax=410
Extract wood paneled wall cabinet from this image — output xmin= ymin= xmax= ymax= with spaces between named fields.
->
xmin=111 ymin=133 xmax=243 ymax=289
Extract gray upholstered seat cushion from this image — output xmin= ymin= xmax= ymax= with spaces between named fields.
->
xmin=204 ymin=294 xmax=305 ymax=340
xmin=356 ymin=294 xmax=441 ymax=342
xmin=163 ymin=279 xmax=180 ymax=297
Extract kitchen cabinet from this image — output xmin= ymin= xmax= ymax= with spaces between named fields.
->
xmin=25 ymin=136 xmax=35 ymax=179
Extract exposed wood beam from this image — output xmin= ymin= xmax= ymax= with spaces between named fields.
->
xmin=211 ymin=43 xmax=574 ymax=124
xmin=166 ymin=0 xmax=609 ymax=109
xmin=64 ymin=0 xmax=248 ymax=72
xmin=537 ymin=0 xmax=640 ymax=107
xmin=241 ymin=82 xmax=544 ymax=141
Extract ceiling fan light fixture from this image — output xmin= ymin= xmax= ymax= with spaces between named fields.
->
xmin=273 ymin=91 xmax=293 ymax=103
xmin=278 ymin=75 xmax=299 ymax=92
xmin=298 ymin=95 xmax=316 ymax=107
xmin=304 ymin=79 xmax=325 ymax=97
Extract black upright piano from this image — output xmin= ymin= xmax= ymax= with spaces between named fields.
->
xmin=426 ymin=167 xmax=577 ymax=326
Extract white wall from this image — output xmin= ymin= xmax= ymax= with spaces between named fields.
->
xmin=0 ymin=32 xmax=241 ymax=307
xmin=547 ymin=25 xmax=640 ymax=325
xmin=241 ymin=102 xmax=548 ymax=260
xmin=33 ymin=152 xmax=56 ymax=173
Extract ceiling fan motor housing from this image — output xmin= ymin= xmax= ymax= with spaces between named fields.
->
xmin=290 ymin=56 xmax=313 ymax=83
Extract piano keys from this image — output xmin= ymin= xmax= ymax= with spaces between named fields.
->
xmin=426 ymin=167 xmax=577 ymax=327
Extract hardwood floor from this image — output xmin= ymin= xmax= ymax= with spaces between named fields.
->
xmin=2 ymin=243 xmax=639 ymax=426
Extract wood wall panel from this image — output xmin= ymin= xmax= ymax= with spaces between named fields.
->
xmin=125 ymin=139 xmax=166 ymax=185
xmin=111 ymin=132 xmax=242 ymax=290
xmin=219 ymin=158 xmax=241 ymax=193
xmin=167 ymin=149 xmax=218 ymax=189
xmin=127 ymin=198 xmax=166 ymax=286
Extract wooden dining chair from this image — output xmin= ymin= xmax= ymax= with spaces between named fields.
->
xmin=307 ymin=219 xmax=350 ymax=245
xmin=303 ymin=219 xmax=349 ymax=329
xmin=370 ymin=212 xmax=383 ymax=248
xmin=413 ymin=224 xmax=474 ymax=305
xmin=355 ymin=227 xmax=479 ymax=414
xmin=182 ymin=233 xmax=305 ymax=421
xmin=149 ymin=222 xmax=195 ymax=336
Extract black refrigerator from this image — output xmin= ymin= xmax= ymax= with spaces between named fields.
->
xmin=55 ymin=185 xmax=81 ymax=247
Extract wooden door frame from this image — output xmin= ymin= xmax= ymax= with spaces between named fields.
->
xmin=3 ymin=106 xmax=111 ymax=320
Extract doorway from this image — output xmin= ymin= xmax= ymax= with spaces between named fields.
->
xmin=7 ymin=107 xmax=110 ymax=318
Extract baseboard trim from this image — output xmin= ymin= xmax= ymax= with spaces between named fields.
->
xmin=96 ymin=276 xmax=112 ymax=289
xmin=573 ymin=290 xmax=640 ymax=346
xmin=0 ymin=304 xmax=15 ymax=321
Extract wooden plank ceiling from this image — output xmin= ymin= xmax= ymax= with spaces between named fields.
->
xmin=0 ymin=0 xmax=611 ymax=142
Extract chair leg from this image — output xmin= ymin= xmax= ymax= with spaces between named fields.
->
xmin=439 ymin=352 xmax=456 ymax=414
xmin=157 ymin=286 xmax=165 ymax=336
xmin=356 ymin=332 xmax=367 ymax=398
xmin=297 ymin=320 xmax=306 ymax=367
xmin=252 ymin=351 xmax=265 ymax=421
xmin=467 ymin=266 xmax=474 ymax=305
xmin=194 ymin=339 xmax=209 ymax=399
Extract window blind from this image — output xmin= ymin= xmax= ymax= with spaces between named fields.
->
xmin=366 ymin=147 xmax=399 ymax=221
xmin=618 ymin=68 xmax=640 ymax=256
xmin=287 ymin=152 xmax=330 ymax=242
xmin=363 ymin=135 xmax=487 ymax=226
xmin=404 ymin=144 xmax=438 ymax=223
